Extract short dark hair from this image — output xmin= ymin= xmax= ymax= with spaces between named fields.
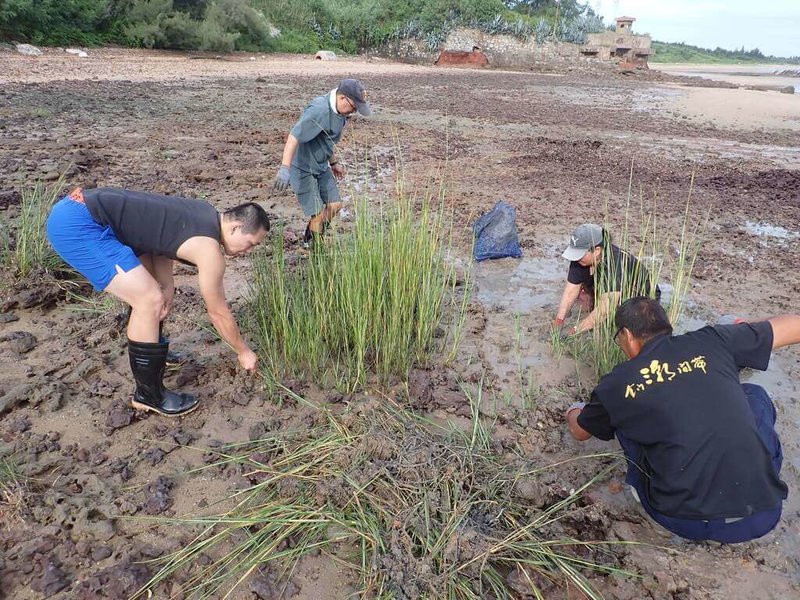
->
xmin=615 ymin=296 xmax=672 ymax=342
xmin=223 ymin=203 xmax=270 ymax=234
xmin=596 ymin=228 xmax=611 ymax=249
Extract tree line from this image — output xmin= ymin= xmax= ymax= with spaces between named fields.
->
xmin=0 ymin=0 xmax=603 ymax=52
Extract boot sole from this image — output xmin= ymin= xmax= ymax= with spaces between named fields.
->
xmin=131 ymin=399 xmax=200 ymax=418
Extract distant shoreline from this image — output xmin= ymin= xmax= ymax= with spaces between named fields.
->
xmin=652 ymin=63 xmax=798 ymax=92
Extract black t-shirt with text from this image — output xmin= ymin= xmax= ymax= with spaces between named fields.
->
xmin=567 ymin=244 xmax=656 ymax=298
xmin=578 ymin=322 xmax=787 ymax=520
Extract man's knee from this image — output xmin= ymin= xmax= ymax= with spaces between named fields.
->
xmin=132 ymin=287 xmax=164 ymax=319
xmin=742 ymin=383 xmax=776 ymax=424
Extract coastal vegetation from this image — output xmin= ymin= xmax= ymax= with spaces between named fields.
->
xmin=651 ymin=40 xmax=800 ymax=64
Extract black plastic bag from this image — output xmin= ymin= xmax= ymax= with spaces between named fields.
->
xmin=472 ymin=201 xmax=523 ymax=261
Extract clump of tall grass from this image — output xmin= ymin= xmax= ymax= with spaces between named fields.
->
xmin=0 ymin=455 xmax=27 ymax=529
xmin=1 ymin=178 xmax=66 ymax=279
xmin=134 ymin=396 xmax=629 ymax=599
xmin=249 ymin=181 xmax=471 ymax=391
xmin=553 ymin=174 xmax=707 ymax=378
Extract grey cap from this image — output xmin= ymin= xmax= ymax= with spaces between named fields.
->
xmin=562 ymin=224 xmax=604 ymax=261
xmin=338 ymin=78 xmax=372 ymax=116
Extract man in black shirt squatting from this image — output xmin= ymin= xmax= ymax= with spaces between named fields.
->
xmin=554 ymin=224 xmax=658 ymax=336
xmin=46 ymin=188 xmax=269 ymax=417
xmin=566 ymin=297 xmax=795 ymax=543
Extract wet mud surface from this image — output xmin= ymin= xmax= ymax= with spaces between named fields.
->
xmin=1 ymin=49 xmax=799 ymax=598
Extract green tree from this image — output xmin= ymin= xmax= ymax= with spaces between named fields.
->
xmin=0 ymin=0 xmax=116 ymax=45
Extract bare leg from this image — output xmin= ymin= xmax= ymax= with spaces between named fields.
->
xmin=104 ymin=264 xmax=163 ymax=343
xmin=308 ymin=201 xmax=343 ymax=233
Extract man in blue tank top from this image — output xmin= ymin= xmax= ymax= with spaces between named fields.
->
xmin=273 ymin=78 xmax=371 ymax=247
xmin=46 ymin=187 xmax=270 ymax=417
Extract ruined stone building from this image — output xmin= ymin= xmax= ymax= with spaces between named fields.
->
xmin=582 ymin=16 xmax=653 ymax=67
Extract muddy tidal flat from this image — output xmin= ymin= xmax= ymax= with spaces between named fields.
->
xmin=1 ymin=48 xmax=799 ymax=599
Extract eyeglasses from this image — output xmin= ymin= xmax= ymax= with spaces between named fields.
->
xmin=613 ymin=326 xmax=624 ymax=346
xmin=342 ymin=96 xmax=357 ymax=113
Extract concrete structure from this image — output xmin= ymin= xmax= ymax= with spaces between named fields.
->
xmin=582 ymin=16 xmax=653 ymax=68
xmin=381 ymin=28 xmax=606 ymax=73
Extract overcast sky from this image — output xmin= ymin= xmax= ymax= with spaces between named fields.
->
xmin=593 ymin=0 xmax=800 ymax=58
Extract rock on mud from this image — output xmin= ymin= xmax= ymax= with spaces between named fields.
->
xmin=0 ymin=189 xmax=21 ymax=210
xmin=15 ymin=43 xmax=42 ymax=56
xmin=1 ymin=330 xmax=37 ymax=353
xmin=65 ymin=48 xmax=89 ymax=58
xmin=0 ymin=378 xmax=66 ymax=415
xmin=72 ymin=562 xmax=152 ymax=599
xmin=142 ymin=476 xmax=174 ymax=515
xmin=249 ymin=567 xmax=299 ymax=599
xmin=105 ymin=400 xmax=134 ymax=431
xmin=407 ymin=369 xmax=434 ymax=405
xmin=30 ymin=558 xmax=70 ymax=597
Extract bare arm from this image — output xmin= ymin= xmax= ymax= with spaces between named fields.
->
xmin=555 ymin=282 xmax=581 ymax=322
xmin=183 ymin=239 xmax=257 ymax=372
xmin=152 ymin=255 xmax=175 ymax=320
xmin=768 ymin=315 xmax=800 ymax=349
xmin=151 ymin=255 xmax=174 ymax=289
xmin=281 ymin=134 xmax=300 ymax=168
xmin=576 ymin=291 xmax=621 ymax=334
xmin=197 ymin=254 xmax=248 ymax=353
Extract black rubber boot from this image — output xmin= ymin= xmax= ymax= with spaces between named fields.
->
xmin=128 ymin=340 xmax=199 ymax=417
xmin=159 ymin=322 xmax=188 ymax=369
xmin=303 ymin=220 xmax=327 ymax=249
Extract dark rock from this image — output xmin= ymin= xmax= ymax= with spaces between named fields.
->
xmin=172 ymin=429 xmax=197 ymax=446
xmin=16 ymin=287 xmax=58 ymax=309
xmin=72 ymin=562 xmax=151 ymax=599
xmin=141 ymin=447 xmax=165 ymax=466
xmin=249 ymin=421 xmax=268 ymax=440
xmin=514 ymin=478 xmax=545 ymax=504
xmin=108 ymin=457 xmax=134 ymax=481
xmin=105 ymin=401 xmax=134 ymax=431
xmin=407 ymin=369 xmax=434 ymax=405
xmin=0 ymin=312 xmax=19 ymax=323
xmin=0 ymin=189 xmax=21 ymax=210
xmin=90 ymin=451 xmax=108 ymax=466
xmin=175 ymin=362 xmax=203 ymax=387
xmin=249 ymin=567 xmax=299 ymax=599
xmin=7 ymin=415 xmax=31 ymax=433
xmin=30 ymin=559 xmax=70 ymax=597
xmin=232 ymin=393 xmax=251 ymax=406
xmin=1 ymin=330 xmax=37 ymax=353
xmin=29 ymin=380 xmax=68 ymax=409
xmin=75 ymin=539 xmax=93 ymax=558
xmin=0 ymin=382 xmax=33 ymax=415
xmin=91 ymin=545 xmax=113 ymax=561
xmin=142 ymin=476 xmax=173 ymax=515
xmin=63 ymin=357 xmax=102 ymax=383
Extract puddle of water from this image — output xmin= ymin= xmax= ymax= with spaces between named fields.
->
xmin=744 ymin=220 xmax=799 ymax=240
xmin=474 ymin=256 xmax=564 ymax=312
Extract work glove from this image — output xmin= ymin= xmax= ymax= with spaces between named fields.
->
xmin=272 ymin=165 xmax=291 ymax=193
